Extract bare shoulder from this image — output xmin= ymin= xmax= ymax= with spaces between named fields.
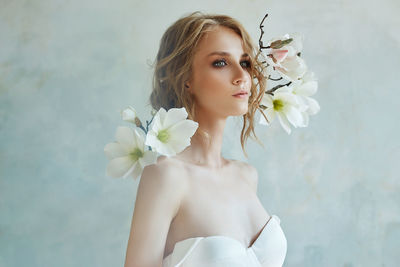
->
xmin=141 ymin=155 xmax=188 ymax=191
xmin=231 ymin=159 xmax=258 ymax=193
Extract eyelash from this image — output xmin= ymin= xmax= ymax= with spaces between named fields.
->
xmin=212 ymin=59 xmax=252 ymax=69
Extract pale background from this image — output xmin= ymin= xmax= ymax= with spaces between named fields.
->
xmin=1 ymin=0 xmax=399 ymax=266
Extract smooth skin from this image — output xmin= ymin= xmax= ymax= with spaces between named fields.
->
xmin=124 ymin=25 xmax=271 ymax=267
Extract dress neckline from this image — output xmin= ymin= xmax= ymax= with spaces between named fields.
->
xmin=170 ymin=214 xmax=275 ymax=253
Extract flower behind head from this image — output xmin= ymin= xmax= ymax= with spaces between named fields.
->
xmin=104 ymin=126 xmax=158 ymax=179
xmin=290 ymin=71 xmax=321 ymax=127
xmin=259 ymin=86 xmax=306 ymax=134
xmin=145 ymin=107 xmax=199 ymax=157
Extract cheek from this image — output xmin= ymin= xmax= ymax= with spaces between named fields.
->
xmin=194 ymin=69 xmax=225 ymax=92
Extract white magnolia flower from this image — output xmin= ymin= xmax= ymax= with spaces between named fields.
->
xmin=104 ymin=126 xmax=158 ymax=179
xmin=145 ymin=107 xmax=199 ymax=157
xmin=290 ymin=71 xmax=321 ymax=127
xmin=259 ymin=86 xmax=306 ymax=134
xmin=262 ymin=32 xmax=308 ymax=81
xmin=121 ymin=106 xmax=137 ymax=123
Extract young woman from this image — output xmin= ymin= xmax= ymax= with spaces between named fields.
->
xmin=124 ymin=11 xmax=287 ymax=267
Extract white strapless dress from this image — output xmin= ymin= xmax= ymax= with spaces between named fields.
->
xmin=162 ymin=214 xmax=287 ymax=267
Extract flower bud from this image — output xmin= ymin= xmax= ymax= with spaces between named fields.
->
xmin=134 ymin=117 xmax=142 ymax=128
xmin=121 ymin=106 xmax=137 ymax=123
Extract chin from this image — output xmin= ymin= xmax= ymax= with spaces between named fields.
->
xmin=231 ymin=107 xmax=248 ymax=116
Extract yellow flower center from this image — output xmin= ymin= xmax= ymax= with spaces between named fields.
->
xmin=130 ymin=148 xmax=144 ymax=162
xmin=157 ymin=129 xmax=170 ymax=143
xmin=273 ymin=99 xmax=285 ymax=111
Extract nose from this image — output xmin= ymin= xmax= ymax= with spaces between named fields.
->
xmin=232 ymin=64 xmax=250 ymax=89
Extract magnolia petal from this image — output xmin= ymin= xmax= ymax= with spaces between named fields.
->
xmin=275 ymin=92 xmax=298 ymax=106
xmin=285 ymin=105 xmax=304 ymax=127
xmin=167 ymin=137 xmax=191 ymax=156
xmin=274 ymin=86 xmax=293 ymax=94
xmin=104 ymin=142 xmax=128 ymax=160
xmin=132 ymin=128 xmax=146 ymax=150
xmin=145 ymin=129 xmax=175 ymax=156
xmin=259 ymin=107 xmax=275 ymax=125
xmin=278 ymin=56 xmax=308 ymax=81
xmin=277 ymin=112 xmax=292 ymax=134
xmin=151 ymin=108 xmax=167 ymax=132
xmin=155 ymin=142 xmax=176 ymax=157
xmin=106 ymin=156 xmax=135 ymax=178
xmin=163 ymin=107 xmax=189 ymax=129
xmin=296 ymin=81 xmax=318 ymax=96
xmin=266 ymin=108 xmax=276 ymax=123
xmin=294 ymin=95 xmax=309 ymax=112
xmin=261 ymin=94 xmax=274 ymax=107
xmin=115 ymin=126 xmax=135 ymax=150
xmin=168 ymin=119 xmax=198 ymax=141
xmin=129 ymin=163 xmax=144 ymax=180
xmin=144 ymin=131 xmax=161 ymax=151
xmin=272 ymin=49 xmax=289 ymax=63
xmin=299 ymin=111 xmax=310 ymax=127
xmin=138 ymin=150 xmax=159 ymax=169
xmin=287 ymin=32 xmax=304 ymax=53
xmin=302 ymin=70 xmax=317 ymax=82
xmin=305 ymin=97 xmax=320 ymax=115
xmin=121 ymin=161 xmax=138 ymax=179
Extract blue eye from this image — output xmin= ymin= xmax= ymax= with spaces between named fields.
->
xmin=241 ymin=60 xmax=251 ymax=68
xmin=212 ymin=59 xmax=252 ymax=68
xmin=213 ymin=59 xmax=227 ymax=67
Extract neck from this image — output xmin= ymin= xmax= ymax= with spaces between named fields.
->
xmin=176 ymin=108 xmax=228 ymax=169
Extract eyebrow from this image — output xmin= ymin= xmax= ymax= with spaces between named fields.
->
xmin=207 ymin=51 xmax=249 ymax=58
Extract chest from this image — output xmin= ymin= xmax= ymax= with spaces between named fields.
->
xmin=164 ymin=166 xmax=269 ymax=258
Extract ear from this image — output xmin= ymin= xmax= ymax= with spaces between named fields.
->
xmin=185 ymin=81 xmax=192 ymax=94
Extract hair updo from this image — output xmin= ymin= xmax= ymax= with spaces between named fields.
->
xmin=149 ymin=11 xmax=267 ymax=157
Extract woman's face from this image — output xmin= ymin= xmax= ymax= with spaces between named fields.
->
xmin=188 ymin=25 xmax=252 ymax=119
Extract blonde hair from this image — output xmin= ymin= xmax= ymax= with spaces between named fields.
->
xmin=149 ymin=11 xmax=267 ymax=158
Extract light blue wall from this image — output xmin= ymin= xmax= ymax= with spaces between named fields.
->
xmin=1 ymin=0 xmax=399 ymax=266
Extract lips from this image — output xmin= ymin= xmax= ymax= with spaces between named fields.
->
xmin=232 ymin=90 xmax=249 ymax=96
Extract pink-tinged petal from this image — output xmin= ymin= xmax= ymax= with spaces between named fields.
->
xmin=271 ymin=49 xmax=289 ymax=62
xmin=106 ymin=156 xmax=135 ymax=178
xmin=277 ymin=112 xmax=292 ymax=134
xmin=104 ymin=142 xmax=128 ymax=160
xmin=163 ymin=107 xmax=189 ymax=129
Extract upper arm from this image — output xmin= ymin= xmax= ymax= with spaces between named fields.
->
xmin=124 ymin=163 xmax=185 ymax=267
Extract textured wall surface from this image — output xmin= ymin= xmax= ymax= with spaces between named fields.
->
xmin=1 ymin=0 xmax=399 ymax=266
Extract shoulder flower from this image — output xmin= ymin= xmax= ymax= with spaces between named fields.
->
xmin=104 ymin=107 xmax=198 ymax=179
